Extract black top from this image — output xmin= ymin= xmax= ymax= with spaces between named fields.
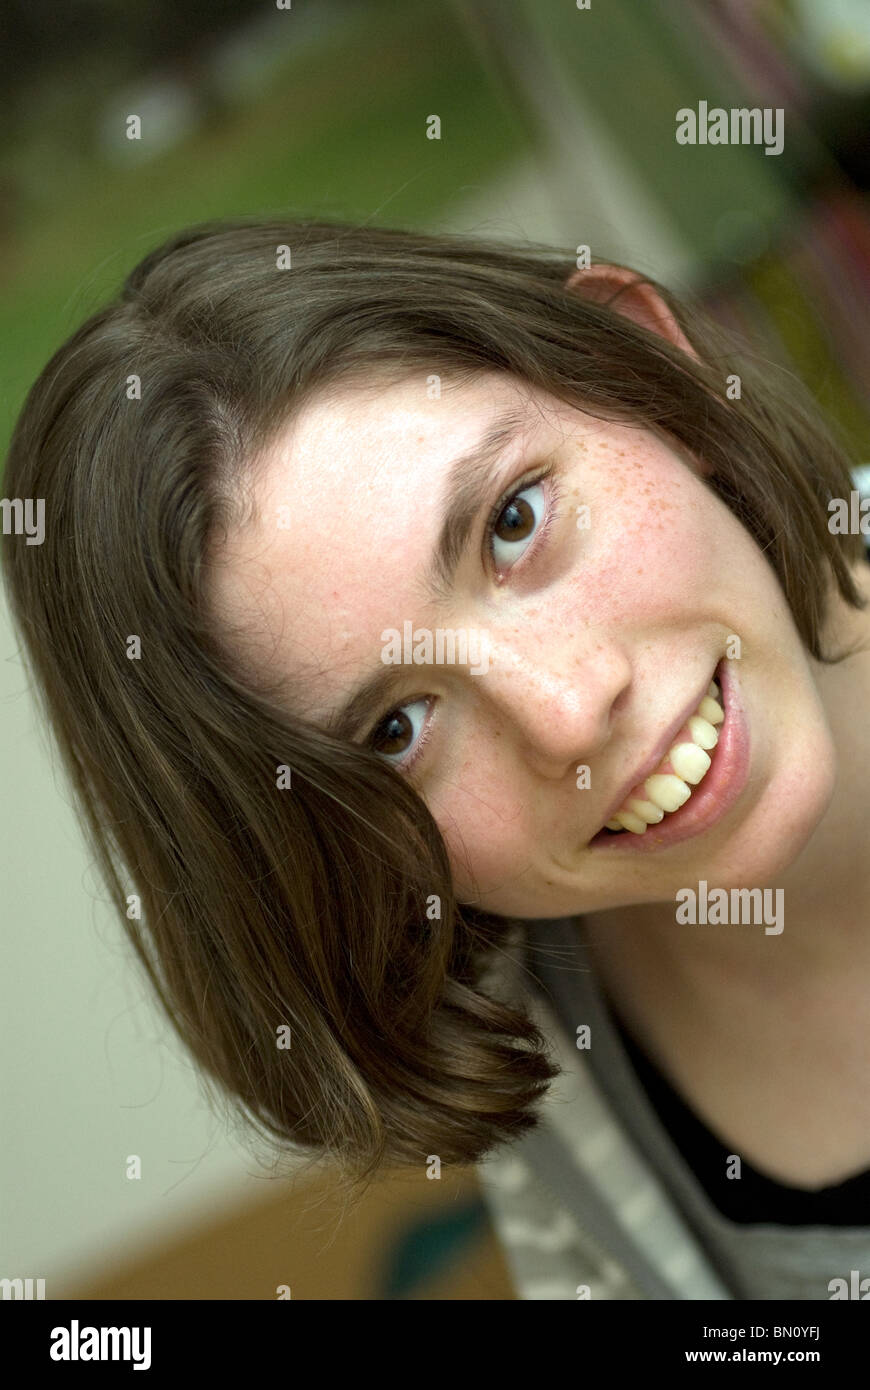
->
xmin=611 ymin=1007 xmax=870 ymax=1227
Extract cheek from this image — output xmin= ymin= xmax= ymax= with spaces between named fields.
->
xmin=564 ymin=468 xmax=717 ymax=626
xmin=428 ymin=763 xmax=533 ymax=897
xmin=599 ymin=454 xmax=772 ymax=624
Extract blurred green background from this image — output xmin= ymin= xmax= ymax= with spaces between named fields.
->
xmin=1 ymin=0 xmax=535 ymax=455
xmin=3 ymin=0 xmax=870 ymax=461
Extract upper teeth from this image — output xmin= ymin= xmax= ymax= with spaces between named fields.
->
xmin=604 ymin=679 xmax=724 ymax=834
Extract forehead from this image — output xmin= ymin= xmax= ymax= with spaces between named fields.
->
xmin=264 ymin=367 xmax=546 ymax=498
xmin=207 ymin=370 xmax=558 ymax=706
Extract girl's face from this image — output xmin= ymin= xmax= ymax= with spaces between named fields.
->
xmin=215 ymin=368 xmax=836 ymax=919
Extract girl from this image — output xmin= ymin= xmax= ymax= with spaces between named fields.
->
xmin=4 ymin=218 xmax=870 ymax=1299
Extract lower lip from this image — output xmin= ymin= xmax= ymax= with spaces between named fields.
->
xmin=588 ymin=659 xmax=750 ymax=853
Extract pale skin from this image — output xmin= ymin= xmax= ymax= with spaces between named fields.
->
xmin=209 ymin=266 xmax=870 ymax=1191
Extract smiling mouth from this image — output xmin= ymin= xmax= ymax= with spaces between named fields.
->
xmin=595 ymin=670 xmax=725 ymax=838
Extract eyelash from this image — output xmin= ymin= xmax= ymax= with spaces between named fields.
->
xmin=367 ymin=461 xmax=562 ymax=774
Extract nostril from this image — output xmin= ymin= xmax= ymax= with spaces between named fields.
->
xmin=609 ymin=685 xmax=632 ymax=721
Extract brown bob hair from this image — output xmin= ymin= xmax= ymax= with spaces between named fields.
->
xmin=2 ymin=217 xmax=865 ymax=1187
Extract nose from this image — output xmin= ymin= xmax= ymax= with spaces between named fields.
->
xmin=472 ymin=626 xmax=632 ymax=778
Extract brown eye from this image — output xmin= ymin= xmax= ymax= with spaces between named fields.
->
xmin=495 ymin=494 xmax=535 ymax=541
xmin=372 ymin=709 xmax=412 ymax=755
xmin=489 ymin=480 xmax=546 ymax=569
xmin=368 ymin=697 xmax=430 ymax=767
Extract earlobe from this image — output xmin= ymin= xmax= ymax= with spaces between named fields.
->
xmin=564 ymin=263 xmax=700 ymax=362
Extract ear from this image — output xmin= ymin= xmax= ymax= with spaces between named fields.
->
xmin=564 ymin=263 xmax=700 ymax=362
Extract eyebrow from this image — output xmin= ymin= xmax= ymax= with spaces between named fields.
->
xmin=321 ymin=405 xmax=530 ymax=743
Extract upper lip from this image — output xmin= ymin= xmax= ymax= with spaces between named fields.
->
xmin=592 ymin=665 xmax=720 ymax=838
